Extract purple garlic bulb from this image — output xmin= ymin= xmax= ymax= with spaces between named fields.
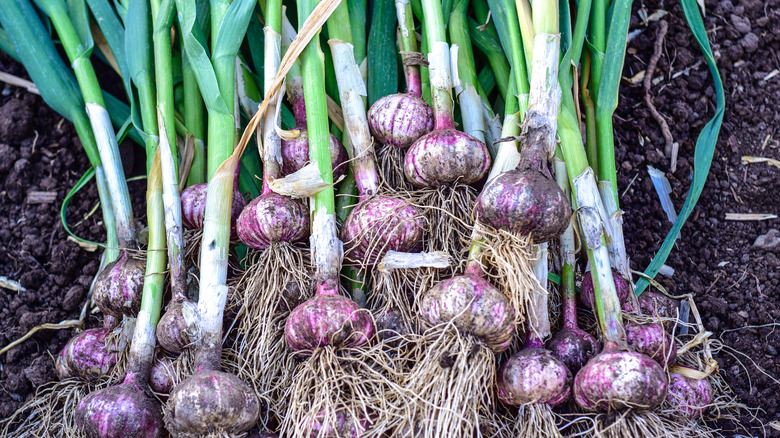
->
xmin=156 ymin=299 xmax=197 ymax=354
xmin=93 ymin=252 xmax=145 ymax=317
xmin=56 ymin=328 xmax=117 ymax=381
xmin=404 ymin=129 xmax=491 ymax=187
xmin=279 ymin=280 xmax=306 ymax=313
xmin=625 ymin=322 xmax=677 ymax=367
xmin=236 ymin=193 xmax=310 ymax=250
xmin=573 ymin=345 xmax=669 ymax=412
xmin=285 ymin=293 xmax=374 ymax=352
xmin=77 ymin=375 xmax=164 ymax=438
xmin=281 ymin=130 xmax=349 ymax=181
xmin=375 ymin=307 xmax=409 ymax=340
xmin=579 ymin=269 xmax=632 ymax=312
xmin=666 ymin=370 xmax=712 ymax=421
xmin=420 ymin=275 xmax=515 ymax=353
xmin=340 ymin=196 xmax=426 ymax=267
xmin=149 ymin=355 xmax=175 ymax=395
xmin=498 ymin=348 xmax=572 ymax=407
xmin=368 ymin=93 xmax=434 ymax=148
xmin=474 ymin=169 xmax=571 ymax=243
xmin=633 ymin=290 xmax=680 ymax=331
xmin=164 ymin=369 xmax=260 ymax=436
xmin=181 ymin=183 xmax=247 ymax=231
xmin=546 ymin=327 xmax=600 ymax=374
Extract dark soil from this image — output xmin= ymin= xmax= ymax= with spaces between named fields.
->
xmin=0 ymin=53 xmax=145 ymax=419
xmin=1 ymin=0 xmax=779 ymax=435
xmin=0 ymin=85 xmax=98 ymax=419
xmin=617 ymin=0 xmax=780 ymax=435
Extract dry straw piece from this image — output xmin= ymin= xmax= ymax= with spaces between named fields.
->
xmin=479 ymin=228 xmax=541 ymax=329
xmin=234 ymin=0 xmax=343 ymax=162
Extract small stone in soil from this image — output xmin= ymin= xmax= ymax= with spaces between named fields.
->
xmin=23 ymin=360 xmax=54 ymax=387
xmin=739 ymin=32 xmax=759 ymax=53
xmin=753 ymin=229 xmax=780 ymax=250
xmin=0 ymin=99 xmax=34 ymax=141
xmin=62 ymin=286 xmax=86 ymax=311
xmin=5 ymin=346 xmax=25 ymax=364
xmin=729 ymin=14 xmax=752 ymax=34
xmin=5 ymin=371 xmax=28 ymax=393
xmin=0 ymin=143 xmax=19 ymax=173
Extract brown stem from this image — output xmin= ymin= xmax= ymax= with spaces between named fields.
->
xmin=516 ymin=111 xmax=554 ymax=173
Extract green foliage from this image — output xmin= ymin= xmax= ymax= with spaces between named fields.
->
xmin=175 ymin=0 xmax=229 ymax=115
xmin=636 ymin=0 xmax=725 ymax=295
xmin=367 ymin=0 xmax=398 ymax=105
xmin=246 ymin=9 xmax=265 ymax=88
xmin=594 ymin=0 xmax=632 ymax=198
xmin=61 ymin=168 xmax=103 ymax=247
xmin=0 ymin=0 xmax=99 ymax=164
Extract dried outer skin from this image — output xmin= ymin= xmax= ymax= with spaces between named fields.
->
xmin=498 ymin=348 xmax=572 ymax=407
xmin=625 ymin=322 xmax=677 ymax=367
xmin=302 ymin=410 xmax=368 ymax=438
xmin=93 ymin=252 xmax=145 ymax=317
xmin=573 ymin=349 xmax=669 ymax=412
xmin=236 ymin=193 xmax=310 ymax=250
xmin=579 ymin=268 xmax=632 ymax=311
xmin=181 ymin=183 xmax=247 ymax=231
xmin=546 ymin=327 xmax=600 ymax=374
xmin=285 ymin=294 xmax=374 ymax=352
xmin=164 ymin=369 xmax=260 ymax=436
xmin=156 ymin=299 xmax=197 ymax=354
xmin=56 ymin=328 xmax=117 ymax=381
xmin=77 ymin=379 xmax=163 ymax=438
xmin=281 ymin=129 xmax=349 ymax=181
xmin=403 ymin=129 xmax=491 ymax=187
xmin=149 ymin=355 xmax=174 ymax=395
xmin=340 ymin=196 xmax=425 ymax=267
xmin=420 ymin=275 xmax=515 ymax=353
xmin=367 ymin=93 xmax=434 ymax=148
xmin=474 ymin=169 xmax=571 ymax=243
xmin=667 ymin=370 xmax=712 ymax=421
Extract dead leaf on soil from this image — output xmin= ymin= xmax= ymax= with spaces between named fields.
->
xmin=725 ymin=213 xmax=778 ymax=221
xmin=26 ymin=191 xmax=57 ymax=204
xmin=741 ymin=155 xmax=780 ymax=168
xmin=68 ymin=236 xmax=99 ymax=252
xmin=626 ymin=70 xmax=645 ymax=84
xmin=0 ymin=276 xmax=26 ymax=292
xmin=696 ymin=0 xmax=706 ymax=17
xmin=0 ymin=71 xmax=39 ymax=94
xmin=0 ymin=320 xmax=82 ymax=357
